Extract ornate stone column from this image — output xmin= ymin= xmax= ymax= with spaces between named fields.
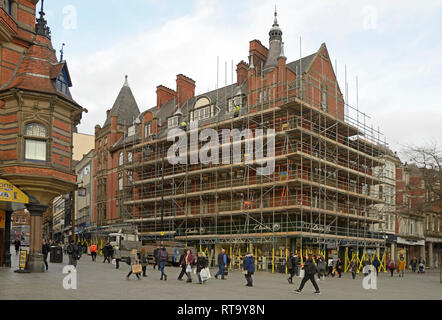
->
xmin=25 ymin=203 xmax=47 ymax=273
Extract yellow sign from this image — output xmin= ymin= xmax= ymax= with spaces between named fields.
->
xmin=0 ymin=210 xmax=5 ymax=228
xmin=0 ymin=179 xmax=29 ymax=204
xmin=19 ymin=250 xmax=27 ymax=269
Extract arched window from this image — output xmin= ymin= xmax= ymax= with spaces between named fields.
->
xmin=119 ymin=152 xmax=124 ymax=166
xmin=24 ymin=123 xmax=47 ymax=161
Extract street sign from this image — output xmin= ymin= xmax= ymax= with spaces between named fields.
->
xmin=0 ymin=179 xmax=29 ymax=204
xmin=19 ymin=250 xmax=27 ymax=269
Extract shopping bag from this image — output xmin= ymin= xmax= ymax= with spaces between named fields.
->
xmin=132 ymin=264 xmax=142 ymax=274
xmin=193 ymin=267 xmax=197 ymax=274
xmin=186 ymin=264 xmax=192 ymax=273
xmin=112 ymin=259 xmax=116 ymax=265
xmin=299 ymin=269 xmax=305 ymax=278
xmin=201 ymin=268 xmax=211 ymax=281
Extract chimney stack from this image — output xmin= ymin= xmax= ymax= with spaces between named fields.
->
xmin=236 ymin=61 xmax=248 ymax=85
xmin=156 ymin=85 xmax=176 ymax=110
xmin=176 ymin=74 xmax=195 ymax=107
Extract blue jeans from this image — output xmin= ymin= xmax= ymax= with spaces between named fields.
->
xmin=215 ymin=265 xmax=225 ymax=279
xmin=294 ymin=265 xmax=299 ymax=277
xmin=159 ymin=261 xmax=166 ymax=279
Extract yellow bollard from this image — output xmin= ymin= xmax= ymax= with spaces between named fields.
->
xmin=272 ymin=247 xmax=275 ymax=274
xmin=255 ymin=247 xmax=257 ymax=269
xmin=285 ymin=248 xmax=288 ymax=274
xmin=239 ymin=247 xmax=241 ymax=269
xmin=230 ymin=246 xmax=232 ymax=271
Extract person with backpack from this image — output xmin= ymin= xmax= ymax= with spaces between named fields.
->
xmin=126 ymin=250 xmax=141 ymax=280
xmin=158 ymin=246 xmax=169 ymax=280
xmin=388 ymin=258 xmax=395 ymax=277
xmin=177 ymin=251 xmax=187 ymax=281
xmin=196 ymin=252 xmax=208 ymax=284
xmin=372 ymin=256 xmax=381 ymax=275
xmin=90 ymin=243 xmax=98 ymax=262
xmin=243 ymin=253 xmax=255 ymax=287
xmin=215 ymin=248 xmax=227 ymax=280
xmin=183 ymin=249 xmax=195 ymax=283
xmin=294 ymin=254 xmax=320 ymax=295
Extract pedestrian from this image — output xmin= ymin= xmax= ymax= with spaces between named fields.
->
xmin=107 ymin=243 xmax=114 ymax=263
xmin=336 ymin=258 xmax=343 ymax=278
xmin=418 ymin=258 xmax=425 ymax=273
xmin=14 ymin=238 xmax=21 ymax=255
xmin=294 ymin=254 xmax=320 ymax=295
xmin=113 ymin=246 xmax=121 ymax=269
xmin=126 ymin=250 xmax=141 ymax=280
xmin=102 ymin=243 xmax=109 ymax=263
xmin=215 ymin=248 xmax=227 ymax=280
xmin=243 ymin=253 xmax=255 ymax=287
xmin=196 ymin=252 xmax=208 ymax=284
xmin=90 ymin=243 xmax=97 ymax=262
xmin=287 ymin=252 xmax=297 ymax=284
xmin=158 ymin=246 xmax=169 ymax=280
xmin=42 ymin=239 xmax=50 ymax=271
xmin=398 ymin=256 xmax=406 ymax=278
xmin=177 ymin=251 xmax=187 ymax=281
xmin=411 ymin=257 xmax=418 ymax=272
xmin=349 ymin=257 xmax=358 ymax=279
xmin=140 ymin=247 xmax=148 ymax=277
xmin=388 ymin=259 xmax=395 ymax=277
xmin=372 ymin=256 xmax=381 ymax=275
xmin=183 ymin=249 xmax=195 ymax=283
xmin=153 ymin=245 xmax=160 ymax=270
xmin=67 ymin=240 xmax=79 ymax=268
xmin=326 ymin=257 xmax=334 ymax=277
xmin=317 ymin=256 xmax=327 ymax=281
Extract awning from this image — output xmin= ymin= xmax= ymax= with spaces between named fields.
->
xmin=396 ymin=237 xmax=425 ymax=246
xmin=0 ymin=179 xmax=30 ymax=211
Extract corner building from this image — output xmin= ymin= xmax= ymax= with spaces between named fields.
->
xmin=105 ymin=11 xmax=388 ymax=266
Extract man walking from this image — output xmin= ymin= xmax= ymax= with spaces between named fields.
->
xmin=153 ymin=245 xmax=160 ymax=270
xmin=372 ymin=256 xmax=381 ymax=275
xmin=350 ymin=257 xmax=358 ymax=279
xmin=158 ymin=246 xmax=169 ymax=280
xmin=215 ymin=248 xmax=227 ymax=280
xmin=42 ymin=239 xmax=50 ymax=271
xmin=90 ymin=243 xmax=97 ymax=262
xmin=243 ymin=253 xmax=255 ymax=287
xmin=177 ymin=251 xmax=187 ymax=281
xmin=14 ymin=238 xmax=21 ymax=255
xmin=294 ymin=254 xmax=320 ymax=295
xmin=67 ymin=240 xmax=79 ymax=268
xmin=411 ymin=257 xmax=418 ymax=273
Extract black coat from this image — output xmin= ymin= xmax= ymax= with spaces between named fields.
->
xmin=196 ymin=256 xmax=208 ymax=272
xmin=42 ymin=243 xmax=50 ymax=255
xmin=303 ymin=259 xmax=318 ymax=275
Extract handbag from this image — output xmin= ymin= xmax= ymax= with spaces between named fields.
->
xmin=132 ymin=264 xmax=142 ymax=274
xmin=186 ymin=264 xmax=192 ymax=273
xmin=299 ymin=269 xmax=305 ymax=278
xmin=112 ymin=259 xmax=116 ymax=265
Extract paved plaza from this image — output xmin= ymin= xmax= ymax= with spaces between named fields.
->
xmin=1 ymin=247 xmax=441 ymax=300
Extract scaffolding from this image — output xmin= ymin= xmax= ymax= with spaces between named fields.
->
xmin=118 ymin=58 xmax=389 ymax=272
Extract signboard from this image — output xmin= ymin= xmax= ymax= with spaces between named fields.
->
xmin=0 ymin=179 xmax=29 ymax=204
xmin=0 ymin=210 xmax=5 ymax=229
xmin=19 ymin=250 xmax=27 ymax=269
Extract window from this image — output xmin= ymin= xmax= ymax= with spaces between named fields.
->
xmin=22 ymin=217 xmax=26 ymax=223
xmin=4 ymin=0 xmax=12 ymax=15
xmin=168 ymin=116 xmax=179 ymax=128
xmin=127 ymin=152 xmax=133 ymax=163
xmin=409 ymin=220 xmax=415 ymax=235
xmin=321 ymin=83 xmax=327 ymax=110
xmin=144 ymin=123 xmax=151 ymax=138
xmin=56 ymin=70 xmax=69 ymax=96
xmin=118 ymin=175 xmax=123 ymax=191
xmin=24 ymin=123 xmax=47 ymax=161
xmin=104 ymin=136 xmax=107 ymax=146
xmin=119 ymin=152 xmax=124 ymax=166
xmin=128 ymin=125 xmax=136 ymax=137
xmin=15 ymin=217 xmax=19 ymax=223
xmin=194 ymin=106 xmax=210 ymax=121
xmin=228 ymin=96 xmax=244 ymax=113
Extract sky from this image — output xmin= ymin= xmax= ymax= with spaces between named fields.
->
xmin=44 ymin=0 xmax=442 ymax=158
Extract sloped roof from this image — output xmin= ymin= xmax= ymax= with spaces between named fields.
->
xmin=286 ymin=53 xmax=316 ymax=75
xmin=103 ymin=82 xmax=141 ymax=127
xmin=0 ymin=35 xmax=80 ymax=106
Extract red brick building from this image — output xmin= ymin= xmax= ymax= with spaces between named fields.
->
xmin=0 ymin=0 xmax=86 ymax=270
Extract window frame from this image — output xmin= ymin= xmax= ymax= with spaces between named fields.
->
xmin=24 ymin=122 xmax=47 ymax=162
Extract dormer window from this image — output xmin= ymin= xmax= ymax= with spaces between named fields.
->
xmin=168 ymin=116 xmax=179 ymax=128
xmin=228 ymin=95 xmax=244 ymax=113
xmin=56 ymin=70 xmax=69 ymax=96
xmin=128 ymin=125 xmax=136 ymax=137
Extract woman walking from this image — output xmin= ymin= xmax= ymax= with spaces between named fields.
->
xmin=184 ymin=249 xmax=195 ymax=283
xmin=126 ymin=250 xmax=141 ymax=280
xmin=350 ymin=257 xmax=358 ymax=279
xmin=140 ymin=247 xmax=148 ymax=277
xmin=388 ymin=258 xmax=395 ymax=277
xmin=243 ymin=253 xmax=255 ymax=287
xmin=113 ymin=246 xmax=121 ymax=269
xmin=336 ymin=258 xmax=343 ymax=278
xmin=196 ymin=252 xmax=208 ymax=284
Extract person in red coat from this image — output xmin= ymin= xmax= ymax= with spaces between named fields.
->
xmin=183 ymin=249 xmax=195 ymax=283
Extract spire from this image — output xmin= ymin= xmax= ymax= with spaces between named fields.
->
xmin=124 ymin=75 xmax=129 ymax=87
xmin=273 ymin=5 xmax=278 ymax=27
xmin=59 ymin=43 xmax=65 ymax=62
xmin=35 ymin=0 xmax=51 ymax=39
xmin=264 ymin=6 xmax=283 ymax=71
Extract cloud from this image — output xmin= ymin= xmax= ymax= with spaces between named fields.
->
xmin=69 ymin=0 xmax=442 ymax=153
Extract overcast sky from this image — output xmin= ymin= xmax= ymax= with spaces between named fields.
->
xmin=44 ymin=0 xmax=442 ymax=158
